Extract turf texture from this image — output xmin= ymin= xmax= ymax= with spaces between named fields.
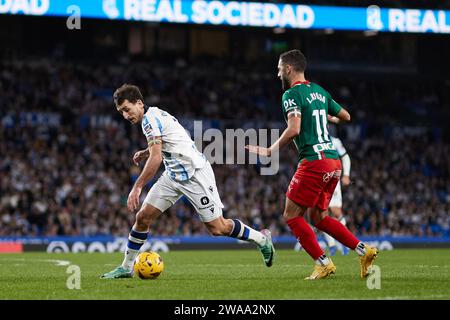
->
xmin=0 ymin=249 xmax=449 ymax=300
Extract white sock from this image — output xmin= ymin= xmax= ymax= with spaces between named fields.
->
xmin=229 ymin=219 xmax=267 ymax=246
xmin=315 ymin=254 xmax=331 ymax=266
xmin=324 ymin=232 xmax=336 ymax=247
xmin=121 ymin=228 xmax=148 ymax=270
xmin=355 ymin=242 xmax=367 ymax=256
xmin=122 ymin=248 xmax=140 ymax=271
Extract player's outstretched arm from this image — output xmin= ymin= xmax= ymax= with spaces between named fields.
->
xmin=328 ymin=108 xmax=351 ymax=124
xmin=246 ymin=114 xmax=300 ymax=156
xmin=127 ymin=139 xmax=163 ymax=212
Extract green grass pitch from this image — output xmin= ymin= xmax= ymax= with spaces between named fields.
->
xmin=0 ymin=249 xmax=449 ymax=300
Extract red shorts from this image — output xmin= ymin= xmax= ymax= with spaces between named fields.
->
xmin=286 ymin=158 xmax=342 ymax=211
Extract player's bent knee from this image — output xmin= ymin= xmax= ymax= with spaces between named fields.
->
xmin=135 ymin=211 xmax=151 ymax=229
xmin=135 ymin=205 xmax=161 ymax=228
xmin=283 ymin=210 xmax=299 ymax=221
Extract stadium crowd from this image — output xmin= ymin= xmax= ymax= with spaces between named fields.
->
xmin=0 ymin=58 xmax=449 ymax=238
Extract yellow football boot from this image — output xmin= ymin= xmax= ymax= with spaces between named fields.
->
xmin=304 ymin=260 xmax=336 ymax=280
xmin=360 ymin=245 xmax=379 ymax=278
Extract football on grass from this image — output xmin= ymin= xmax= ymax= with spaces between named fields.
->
xmin=134 ymin=251 xmax=164 ymax=279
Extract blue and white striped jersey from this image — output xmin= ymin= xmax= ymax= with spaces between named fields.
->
xmin=141 ymin=107 xmax=206 ymax=181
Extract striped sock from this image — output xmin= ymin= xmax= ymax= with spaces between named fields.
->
xmin=355 ymin=242 xmax=367 ymax=256
xmin=229 ymin=219 xmax=266 ymax=246
xmin=121 ymin=228 xmax=148 ymax=271
xmin=315 ymin=254 xmax=331 ymax=266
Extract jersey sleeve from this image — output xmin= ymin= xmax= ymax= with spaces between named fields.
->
xmin=327 ymin=93 xmax=342 ymax=116
xmin=282 ymin=90 xmax=302 ymax=118
xmin=141 ymin=112 xmax=163 ymax=144
xmin=332 ymin=137 xmax=347 ymax=157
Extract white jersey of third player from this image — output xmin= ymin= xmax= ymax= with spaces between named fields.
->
xmin=331 ymin=136 xmax=347 ymax=157
xmin=141 ymin=107 xmax=206 ymax=181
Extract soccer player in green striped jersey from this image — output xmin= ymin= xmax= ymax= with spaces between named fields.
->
xmin=247 ymin=50 xmax=378 ymax=279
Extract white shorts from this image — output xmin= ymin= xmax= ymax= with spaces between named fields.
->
xmin=329 ymin=180 xmax=342 ymax=208
xmin=144 ymin=161 xmax=224 ymax=222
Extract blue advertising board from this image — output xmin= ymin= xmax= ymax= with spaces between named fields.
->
xmin=1 ymin=235 xmax=448 ymax=253
xmin=0 ymin=0 xmax=449 ymax=33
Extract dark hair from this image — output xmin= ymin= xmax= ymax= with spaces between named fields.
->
xmin=113 ymin=84 xmax=144 ymax=106
xmin=280 ymin=49 xmax=307 ymax=73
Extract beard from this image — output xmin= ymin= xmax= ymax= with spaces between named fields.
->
xmin=281 ymin=76 xmax=290 ymax=91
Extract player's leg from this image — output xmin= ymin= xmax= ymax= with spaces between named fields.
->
xmin=203 ymin=215 xmax=265 ymax=245
xmin=180 ymin=162 xmax=275 ymax=267
xmin=329 ymin=206 xmax=349 ymax=255
xmin=203 ymin=215 xmax=275 ymax=267
xmin=313 ymin=169 xmax=378 ymax=277
xmin=311 ymin=206 xmax=378 ymax=277
xmin=284 ymin=160 xmax=335 ymax=278
xmin=283 ymin=197 xmax=336 ymax=279
xmin=326 ymin=181 xmax=347 ymax=255
xmin=312 ymin=167 xmax=360 ymax=250
xmin=120 ymin=204 xmax=162 ymax=272
xmin=330 ymin=207 xmax=344 ymax=222
xmin=310 ymin=206 xmax=360 ymax=251
xmin=329 ymin=181 xmax=346 ymax=226
xmin=101 ymin=173 xmax=180 ymax=279
xmin=323 ymin=209 xmax=337 ymax=256
xmin=101 ymin=204 xmax=162 ymax=279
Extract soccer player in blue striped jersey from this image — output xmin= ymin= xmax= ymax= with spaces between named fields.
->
xmin=101 ymin=84 xmax=275 ymax=279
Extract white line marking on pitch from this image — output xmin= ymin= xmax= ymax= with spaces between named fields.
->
xmin=1 ymin=258 xmax=70 ymax=266
xmin=42 ymin=259 xmax=71 ymax=266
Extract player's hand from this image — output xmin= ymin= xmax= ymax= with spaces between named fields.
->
xmin=245 ymin=145 xmax=271 ymax=156
xmin=341 ymin=175 xmax=351 ymax=186
xmin=127 ymin=186 xmax=142 ymax=212
xmin=327 ymin=115 xmax=340 ymax=124
xmin=133 ymin=149 xmax=149 ymax=166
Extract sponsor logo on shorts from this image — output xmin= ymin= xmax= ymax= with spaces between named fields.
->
xmin=323 ymin=170 xmax=341 ymax=182
xmin=200 ymin=196 xmax=210 ymax=205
